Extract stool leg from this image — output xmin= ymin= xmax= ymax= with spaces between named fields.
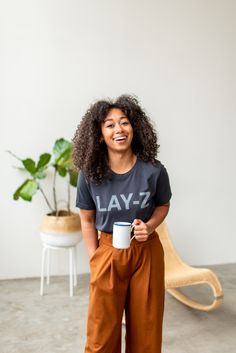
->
xmin=40 ymin=246 xmax=47 ymax=296
xmin=73 ymin=247 xmax=77 ymax=287
xmin=69 ymin=248 xmax=73 ymax=296
xmin=46 ymin=247 xmax=50 ymax=285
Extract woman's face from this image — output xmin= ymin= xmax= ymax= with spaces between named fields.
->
xmin=101 ymin=108 xmax=133 ymax=155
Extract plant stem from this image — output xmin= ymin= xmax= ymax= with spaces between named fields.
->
xmin=53 ymin=168 xmax=57 ymax=214
xmin=6 ymin=150 xmax=22 ymax=161
xmin=67 ymin=174 xmax=71 ymax=215
xmin=38 ymin=184 xmax=54 ymax=212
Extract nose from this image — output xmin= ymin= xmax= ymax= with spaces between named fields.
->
xmin=114 ymin=122 xmax=123 ymax=133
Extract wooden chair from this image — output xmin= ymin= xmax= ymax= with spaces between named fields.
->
xmin=157 ymin=222 xmax=224 ymax=311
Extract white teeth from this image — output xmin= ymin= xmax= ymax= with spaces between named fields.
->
xmin=114 ymin=136 xmax=126 ymax=141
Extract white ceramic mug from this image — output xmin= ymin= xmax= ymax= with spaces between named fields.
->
xmin=112 ymin=222 xmax=135 ymax=249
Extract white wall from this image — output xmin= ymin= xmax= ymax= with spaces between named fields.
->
xmin=1 ymin=0 xmax=236 ymax=279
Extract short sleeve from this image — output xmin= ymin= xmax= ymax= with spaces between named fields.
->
xmin=76 ymin=171 xmax=96 ymax=210
xmin=155 ymin=166 xmax=172 ymax=206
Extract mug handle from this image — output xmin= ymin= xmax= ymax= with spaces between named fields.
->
xmin=130 ymin=224 xmax=136 ymax=241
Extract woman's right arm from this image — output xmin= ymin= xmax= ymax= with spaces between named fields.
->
xmin=79 ymin=209 xmax=98 ymax=259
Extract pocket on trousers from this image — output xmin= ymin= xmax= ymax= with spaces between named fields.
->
xmin=89 ymin=245 xmax=102 ymax=264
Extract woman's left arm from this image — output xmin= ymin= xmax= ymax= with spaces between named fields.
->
xmin=133 ymin=203 xmax=170 ymax=242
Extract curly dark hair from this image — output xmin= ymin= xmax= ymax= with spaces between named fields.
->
xmin=72 ymin=94 xmax=159 ymax=183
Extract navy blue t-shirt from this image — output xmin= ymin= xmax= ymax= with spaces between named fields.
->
xmin=76 ymin=159 xmax=172 ymax=233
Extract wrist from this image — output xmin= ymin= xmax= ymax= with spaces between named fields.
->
xmin=88 ymin=245 xmax=98 ymax=258
xmin=146 ymin=222 xmax=155 ymax=236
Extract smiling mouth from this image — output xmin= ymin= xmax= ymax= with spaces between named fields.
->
xmin=113 ymin=136 xmax=127 ymax=142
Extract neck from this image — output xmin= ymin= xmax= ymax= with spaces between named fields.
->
xmin=108 ymin=151 xmax=137 ymax=174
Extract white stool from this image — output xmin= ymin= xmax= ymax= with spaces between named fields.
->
xmin=40 ymin=232 xmax=82 ymax=296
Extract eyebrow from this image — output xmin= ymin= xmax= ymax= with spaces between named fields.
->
xmin=104 ymin=116 xmax=128 ymax=122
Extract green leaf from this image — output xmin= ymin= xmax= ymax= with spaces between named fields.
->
xmin=34 ymin=169 xmax=47 ymax=179
xmin=57 ymin=166 xmax=67 ymax=177
xmin=57 ymin=150 xmax=72 ymax=168
xmin=22 ymin=159 xmax=36 ymax=174
xmin=36 ymin=153 xmax=51 ymax=169
xmin=13 ymin=179 xmax=38 ymax=201
xmin=69 ymin=169 xmax=78 ymax=187
xmin=53 ymin=138 xmax=72 ymax=161
xmin=53 ymin=138 xmax=73 ymax=169
xmin=29 ymin=153 xmax=51 ymax=180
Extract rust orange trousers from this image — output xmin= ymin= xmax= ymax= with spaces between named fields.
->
xmin=84 ymin=231 xmax=165 ymax=353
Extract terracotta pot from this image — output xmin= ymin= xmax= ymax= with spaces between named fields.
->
xmin=40 ymin=211 xmax=82 ymax=247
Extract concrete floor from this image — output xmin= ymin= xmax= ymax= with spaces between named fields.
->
xmin=0 ymin=263 xmax=235 ymax=353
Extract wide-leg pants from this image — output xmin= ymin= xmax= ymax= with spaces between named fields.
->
xmin=84 ymin=231 xmax=165 ymax=353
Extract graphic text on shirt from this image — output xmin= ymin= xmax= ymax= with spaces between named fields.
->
xmin=96 ymin=192 xmax=150 ymax=212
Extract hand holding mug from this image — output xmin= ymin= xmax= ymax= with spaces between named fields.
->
xmin=132 ymin=219 xmax=150 ymax=242
xmin=112 ymin=219 xmax=150 ymax=249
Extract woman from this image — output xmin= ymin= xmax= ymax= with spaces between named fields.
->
xmin=72 ymin=94 xmax=172 ymax=353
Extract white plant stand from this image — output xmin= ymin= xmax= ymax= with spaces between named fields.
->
xmin=40 ymin=232 xmax=82 ymax=297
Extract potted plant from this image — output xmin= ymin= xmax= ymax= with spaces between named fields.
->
xmin=7 ymin=138 xmax=81 ymax=247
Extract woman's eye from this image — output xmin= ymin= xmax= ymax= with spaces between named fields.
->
xmin=105 ymin=121 xmax=129 ymax=128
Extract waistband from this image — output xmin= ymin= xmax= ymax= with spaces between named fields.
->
xmin=99 ymin=231 xmax=158 ymax=247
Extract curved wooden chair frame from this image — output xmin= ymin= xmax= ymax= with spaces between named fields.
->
xmin=157 ymin=222 xmax=223 ymax=311
xmin=122 ymin=222 xmax=223 ymax=324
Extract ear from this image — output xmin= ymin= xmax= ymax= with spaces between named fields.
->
xmin=99 ymin=137 xmax=104 ymax=143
